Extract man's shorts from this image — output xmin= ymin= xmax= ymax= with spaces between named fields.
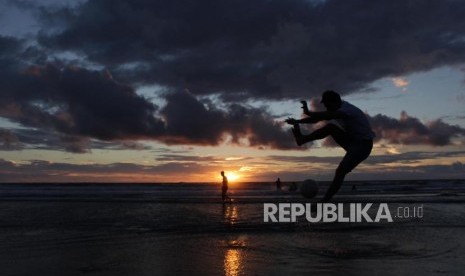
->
xmin=337 ymin=139 xmax=373 ymax=174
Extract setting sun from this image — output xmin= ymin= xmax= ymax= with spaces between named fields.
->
xmin=219 ymin=172 xmax=240 ymax=182
xmin=227 ymin=172 xmax=240 ymax=182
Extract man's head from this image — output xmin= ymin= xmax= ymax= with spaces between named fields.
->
xmin=221 ymin=171 xmax=225 ymax=176
xmin=321 ymin=90 xmax=342 ymax=111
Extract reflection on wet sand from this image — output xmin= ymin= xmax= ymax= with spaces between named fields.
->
xmin=224 ymin=248 xmax=241 ymax=276
xmin=222 ymin=204 xmax=238 ymax=225
xmin=222 ymin=204 xmax=245 ymax=276
xmin=223 ymin=237 xmax=247 ymax=276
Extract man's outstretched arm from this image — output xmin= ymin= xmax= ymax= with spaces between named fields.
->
xmin=305 ymin=110 xmax=345 ymax=121
xmin=286 ymin=110 xmax=345 ymax=125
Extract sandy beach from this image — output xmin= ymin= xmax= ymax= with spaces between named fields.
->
xmin=0 ymin=181 xmax=464 ymax=275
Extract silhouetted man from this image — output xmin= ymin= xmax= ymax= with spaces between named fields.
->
xmin=221 ymin=171 xmax=232 ymax=203
xmin=286 ymin=90 xmax=374 ymax=202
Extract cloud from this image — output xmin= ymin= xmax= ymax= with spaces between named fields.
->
xmin=1 ymin=156 xmax=463 ymax=182
xmin=34 ymin=0 xmax=465 ymax=100
xmin=2 ymin=57 xmax=464 ymax=150
xmin=0 ymin=158 xmax=224 ymax=182
xmin=391 ymin=77 xmax=409 ymax=91
xmin=261 ymin=151 xmax=465 ymax=181
xmin=456 ymin=93 xmax=465 ymax=104
xmin=348 ymin=162 xmax=465 ymax=180
xmin=0 ymin=62 xmax=166 ymax=139
xmin=267 ymin=150 xmax=465 ymax=166
xmin=0 ymin=127 xmax=154 ymax=153
xmin=315 ymin=110 xmax=465 ymax=148
xmin=155 ymin=154 xmax=222 ymax=162
xmin=2 ymin=27 xmax=465 ymax=150
xmin=0 ymin=45 xmax=294 ymax=149
xmin=392 ymin=78 xmax=409 ymax=88
xmin=370 ymin=111 xmax=465 ymax=146
xmin=0 ymin=129 xmax=22 ymax=150
xmin=159 ymin=90 xmax=295 ymax=148
xmin=365 ymin=151 xmax=465 ymax=165
xmin=0 ymin=36 xmax=22 ymax=56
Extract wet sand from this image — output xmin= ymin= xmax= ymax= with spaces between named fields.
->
xmin=0 ymin=181 xmax=464 ymax=275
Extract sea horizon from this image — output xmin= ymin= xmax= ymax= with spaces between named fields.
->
xmin=0 ymin=177 xmax=464 ymax=184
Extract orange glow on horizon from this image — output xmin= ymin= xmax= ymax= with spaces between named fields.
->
xmin=226 ymin=172 xmax=240 ymax=182
xmin=217 ymin=171 xmax=242 ymax=183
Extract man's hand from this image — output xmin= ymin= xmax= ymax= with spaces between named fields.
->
xmin=301 ymin=100 xmax=310 ymax=115
xmin=285 ymin=117 xmax=299 ymax=125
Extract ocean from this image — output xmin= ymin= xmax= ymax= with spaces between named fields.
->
xmin=0 ymin=180 xmax=464 ymax=275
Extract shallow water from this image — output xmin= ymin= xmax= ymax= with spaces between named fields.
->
xmin=0 ymin=180 xmax=464 ymax=275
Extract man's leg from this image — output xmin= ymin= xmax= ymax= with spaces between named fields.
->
xmin=291 ymin=123 xmax=350 ymax=201
xmin=291 ymin=123 xmax=371 ymax=202
xmin=322 ymin=166 xmax=347 ymax=202
xmin=322 ymin=140 xmax=373 ymax=202
xmin=292 ymin=123 xmax=349 ymax=149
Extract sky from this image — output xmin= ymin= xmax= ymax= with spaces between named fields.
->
xmin=0 ymin=0 xmax=464 ymax=183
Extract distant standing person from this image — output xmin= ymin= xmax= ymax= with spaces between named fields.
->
xmin=221 ymin=171 xmax=232 ymax=203
xmin=276 ymin=178 xmax=282 ymax=190
xmin=286 ymin=90 xmax=374 ymax=202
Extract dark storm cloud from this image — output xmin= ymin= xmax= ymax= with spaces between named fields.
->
xmin=0 ymin=38 xmax=294 ymax=149
xmin=370 ymin=111 xmax=465 ymax=146
xmin=0 ymin=129 xmax=22 ymax=150
xmin=37 ymin=0 xmax=465 ymax=100
xmin=0 ymin=128 xmax=91 ymax=153
xmin=2 ymin=58 xmax=464 ymax=149
xmin=0 ymin=35 xmax=167 ymax=141
xmin=0 ymin=62 xmax=166 ymax=139
xmin=4 ymin=4 xmax=465 ymax=151
xmin=1 ymin=53 xmax=463 ymax=149
xmin=0 ymin=42 xmax=155 ymax=151
xmin=0 ymin=36 xmax=22 ymax=56
xmin=160 ymin=90 xmax=295 ymax=148
xmin=0 ymin=128 xmax=153 ymax=153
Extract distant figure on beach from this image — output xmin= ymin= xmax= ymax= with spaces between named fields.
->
xmin=286 ymin=90 xmax=374 ymax=202
xmin=276 ymin=178 xmax=282 ymax=190
xmin=352 ymin=184 xmax=357 ymax=191
xmin=221 ymin=171 xmax=232 ymax=203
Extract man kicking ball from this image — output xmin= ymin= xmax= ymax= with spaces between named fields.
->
xmin=286 ymin=90 xmax=375 ymax=202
